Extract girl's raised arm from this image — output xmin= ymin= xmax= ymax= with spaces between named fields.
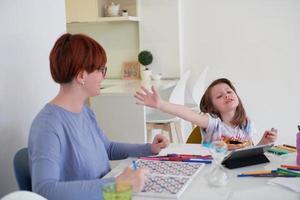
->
xmin=134 ymin=86 xmax=209 ymax=129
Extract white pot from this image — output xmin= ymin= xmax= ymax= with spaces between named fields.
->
xmin=106 ymin=3 xmax=120 ymax=16
xmin=141 ymin=70 xmax=152 ymax=81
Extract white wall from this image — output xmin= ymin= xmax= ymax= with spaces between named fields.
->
xmin=181 ymin=0 xmax=300 ymax=144
xmin=0 ymin=0 xmax=66 ymax=196
xmin=139 ymin=0 xmax=181 ymax=78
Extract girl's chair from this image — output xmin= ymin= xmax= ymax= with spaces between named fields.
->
xmin=186 ymin=126 xmax=203 ymax=144
xmin=185 ymin=66 xmax=209 ymax=128
xmin=186 ymin=66 xmax=209 ymax=112
xmin=146 ymin=70 xmax=191 ymax=143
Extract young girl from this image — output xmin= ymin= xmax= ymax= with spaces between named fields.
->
xmin=134 ymin=78 xmax=277 ymax=149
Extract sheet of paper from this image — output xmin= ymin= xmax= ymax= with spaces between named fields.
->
xmin=268 ymin=177 xmax=300 ymax=193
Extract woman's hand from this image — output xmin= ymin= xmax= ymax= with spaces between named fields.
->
xmin=134 ymin=86 xmax=161 ymax=109
xmin=258 ymin=128 xmax=278 ymax=145
xmin=150 ymin=134 xmax=170 ymax=154
xmin=115 ymin=167 xmax=149 ymax=192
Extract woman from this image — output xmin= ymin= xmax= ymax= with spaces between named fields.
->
xmin=28 ymin=33 xmax=169 ymax=200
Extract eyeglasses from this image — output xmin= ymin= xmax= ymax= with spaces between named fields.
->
xmin=98 ymin=66 xmax=107 ymax=77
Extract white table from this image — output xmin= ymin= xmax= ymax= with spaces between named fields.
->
xmin=91 ymin=79 xmax=177 ymax=143
xmin=106 ymin=144 xmax=300 ymax=200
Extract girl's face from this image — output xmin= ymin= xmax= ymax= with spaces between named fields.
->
xmin=210 ymin=83 xmax=239 ymax=114
xmin=83 ymin=67 xmax=106 ymax=97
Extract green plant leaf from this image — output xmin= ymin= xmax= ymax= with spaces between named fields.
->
xmin=138 ymin=50 xmax=153 ymax=67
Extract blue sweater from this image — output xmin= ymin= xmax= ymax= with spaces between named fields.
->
xmin=28 ymin=104 xmax=152 ymax=200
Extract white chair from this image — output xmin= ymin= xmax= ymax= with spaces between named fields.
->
xmin=146 ymin=70 xmax=191 ymax=143
xmin=185 ymin=66 xmax=209 ymax=112
xmin=1 ymin=191 xmax=47 ymax=200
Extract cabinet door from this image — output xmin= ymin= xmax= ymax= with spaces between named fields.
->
xmin=91 ymin=94 xmax=147 ymax=143
xmin=66 ymin=0 xmax=99 ymax=23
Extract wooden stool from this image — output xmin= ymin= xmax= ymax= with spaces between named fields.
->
xmin=146 ymin=121 xmax=183 ymax=143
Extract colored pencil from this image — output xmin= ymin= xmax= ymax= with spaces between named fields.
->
xmin=237 ymin=174 xmax=297 ymax=177
xmin=267 ymin=148 xmax=289 ymax=155
xmin=132 ymin=160 xmax=137 ymax=170
xmin=287 ymin=168 xmax=300 ymax=171
xmin=139 ymin=157 xmax=181 ymax=161
xmin=140 ymin=154 xmax=213 ymax=161
xmin=283 ymin=144 xmax=297 ymax=150
xmin=277 ymin=168 xmax=300 ymax=177
xmin=276 ymin=145 xmax=297 ymax=152
xmin=167 ymin=154 xmax=213 ymax=159
xmin=241 ymin=170 xmax=276 ymax=175
xmin=182 ymin=159 xmax=212 ymax=164
xmin=139 ymin=157 xmax=212 ymax=162
xmin=281 ymin=165 xmax=300 ymax=170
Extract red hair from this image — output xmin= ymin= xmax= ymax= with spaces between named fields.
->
xmin=49 ymin=33 xmax=107 ymax=83
xmin=200 ymin=78 xmax=247 ymax=128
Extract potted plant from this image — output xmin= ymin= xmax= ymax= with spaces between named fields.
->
xmin=138 ymin=50 xmax=153 ymax=81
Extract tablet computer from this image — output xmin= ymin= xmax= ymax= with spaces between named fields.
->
xmin=221 ymin=143 xmax=274 ymax=169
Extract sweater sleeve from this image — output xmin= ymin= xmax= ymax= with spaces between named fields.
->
xmin=87 ymin=107 xmax=154 ymax=160
xmin=29 ymin=118 xmax=115 ymax=200
xmin=97 ymin=126 xmax=154 ymax=160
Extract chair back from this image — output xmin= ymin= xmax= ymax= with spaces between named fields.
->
xmin=192 ymin=66 xmax=209 ymax=107
xmin=169 ymin=70 xmax=190 ymax=105
xmin=1 ymin=191 xmax=46 ymax=200
xmin=186 ymin=126 xmax=202 ymax=144
xmin=13 ymin=148 xmax=32 ymax=191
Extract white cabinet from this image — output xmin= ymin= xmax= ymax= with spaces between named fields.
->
xmin=66 ymin=0 xmax=140 ymax=23
xmin=90 ymin=79 xmax=177 ymax=143
xmin=66 ymin=0 xmax=140 ymax=78
xmin=66 ymin=0 xmax=181 ymax=78
xmin=66 ymin=0 xmax=184 ymax=143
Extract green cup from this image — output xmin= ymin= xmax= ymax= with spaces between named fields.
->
xmin=102 ymin=183 xmax=132 ymax=200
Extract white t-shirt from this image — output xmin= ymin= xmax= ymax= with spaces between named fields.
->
xmin=203 ymin=114 xmax=256 ymax=144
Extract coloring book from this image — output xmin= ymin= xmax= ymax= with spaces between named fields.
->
xmin=133 ymin=159 xmax=204 ymax=199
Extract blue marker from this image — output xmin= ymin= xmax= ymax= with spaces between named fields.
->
xmin=202 ymin=142 xmax=211 ymax=148
xmin=132 ymin=160 xmax=137 ymax=170
xmin=183 ymin=159 xmax=212 ymax=164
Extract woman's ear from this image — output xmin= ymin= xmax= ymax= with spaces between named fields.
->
xmin=75 ymin=70 xmax=87 ymax=85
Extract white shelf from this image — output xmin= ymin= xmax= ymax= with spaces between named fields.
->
xmin=68 ymin=16 xmax=139 ymax=23
xmin=97 ymin=16 xmax=139 ymax=22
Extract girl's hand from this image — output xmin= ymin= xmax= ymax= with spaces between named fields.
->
xmin=134 ymin=86 xmax=161 ymax=109
xmin=116 ymin=167 xmax=149 ymax=192
xmin=151 ymin=134 xmax=170 ymax=154
xmin=258 ymin=128 xmax=278 ymax=145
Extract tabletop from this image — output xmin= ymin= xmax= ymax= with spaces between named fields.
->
xmin=105 ymin=144 xmax=300 ymax=200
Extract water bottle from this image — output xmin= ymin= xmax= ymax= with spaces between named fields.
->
xmin=297 ymin=125 xmax=300 ymax=165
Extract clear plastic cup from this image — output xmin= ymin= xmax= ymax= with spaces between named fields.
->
xmin=102 ymin=182 xmax=132 ymax=200
xmin=206 ymin=140 xmax=228 ymax=187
